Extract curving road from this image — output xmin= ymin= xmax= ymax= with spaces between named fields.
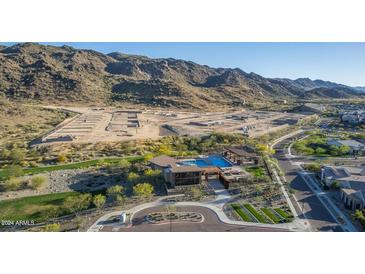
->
xmin=87 ymin=178 xmax=301 ymax=232
xmin=101 ymin=205 xmax=289 ymax=232
xmin=272 ymin=132 xmax=347 ymax=231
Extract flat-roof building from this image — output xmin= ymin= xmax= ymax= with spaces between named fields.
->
xmin=327 ymin=139 xmax=365 ymax=155
xmin=321 ymin=165 xmax=365 ymax=210
xmin=149 ymin=155 xmax=203 ymax=187
xmin=223 ymin=147 xmax=259 ymax=165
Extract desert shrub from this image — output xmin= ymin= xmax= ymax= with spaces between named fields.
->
xmin=57 ymin=154 xmax=67 ymax=163
xmin=42 ymin=223 xmax=61 ymax=232
xmin=29 ymin=175 xmax=47 ymax=190
xmin=133 ymin=183 xmax=154 ymax=197
xmin=3 ymin=177 xmax=23 ymax=191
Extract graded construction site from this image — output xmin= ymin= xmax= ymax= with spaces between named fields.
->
xmin=37 ymin=107 xmax=314 ymax=145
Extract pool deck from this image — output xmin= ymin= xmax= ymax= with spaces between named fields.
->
xmin=178 ymin=155 xmax=233 ymax=169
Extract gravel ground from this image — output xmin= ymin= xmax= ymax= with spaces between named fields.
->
xmin=0 ymin=168 xmax=119 ymax=201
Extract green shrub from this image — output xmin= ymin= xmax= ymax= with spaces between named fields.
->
xmin=42 ymin=223 xmax=61 ymax=232
xmin=63 ymin=193 xmax=92 ymax=214
xmin=133 ymin=183 xmax=154 ymax=197
xmin=29 ymin=175 xmax=47 ymax=190
xmin=3 ymin=177 xmax=23 ymax=191
xmin=92 ymin=194 xmax=106 ymax=209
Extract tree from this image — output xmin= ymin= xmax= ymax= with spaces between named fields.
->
xmin=92 ymin=194 xmax=106 ymax=209
xmin=57 ymin=154 xmax=67 ymax=163
xmin=256 ymin=144 xmax=275 ymax=155
xmin=331 ymin=181 xmax=341 ymax=189
xmin=338 ymin=145 xmax=351 ymax=156
xmin=63 ymin=194 xmax=92 ymax=214
xmin=143 ymin=169 xmax=162 ymax=183
xmin=118 ymin=159 xmax=131 ymax=170
xmin=191 ymin=186 xmax=203 ymax=200
xmin=3 ymin=177 xmax=23 ymax=191
xmin=106 ymin=185 xmax=124 ymax=197
xmin=143 ymin=153 xmax=154 ymax=163
xmin=106 ymin=185 xmax=125 ymax=204
xmin=329 ymin=145 xmax=340 ymax=156
xmin=115 ymin=194 xmax=125 ymax=205
xmin=133 ymin=183 xmax=154 ymax=197
xmin=157 ymin=144 xmax=172 ymax=155
xmin=315 ymin=147 xmax=326 ymax=155
xmin=3 ymin=165 xmax=24 ymax=179
xmin=305 ymin=163 xmax=321 ymax=173
xmin=0 ymin=148 xmax=10 ymax=160
xmin=255 ymin=185 xmax=263 ymax=195
xmin=353 ymin=210 xmax=365 ymax=228
xmin=29 ymin=175 xmax=47 ymax=190
xmin=42 ymin=223 xmax=61 ymax=232
xmin=42 ymin=207 xmax=59 ymax=220
xmin=127 ymin=172 xmax=140 ymax=183
xmin=9 ymin=148 xmax=25 ymax=164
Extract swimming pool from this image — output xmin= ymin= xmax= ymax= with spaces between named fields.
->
xmin=179 ymin=155 xmax=232 ymax=168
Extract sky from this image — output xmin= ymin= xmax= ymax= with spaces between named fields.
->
xmin=2 ymin=42 xmax=365 ymax=86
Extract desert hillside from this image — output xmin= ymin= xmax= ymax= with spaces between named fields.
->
xmin=0 ymin=43 xmax=363 ymax=110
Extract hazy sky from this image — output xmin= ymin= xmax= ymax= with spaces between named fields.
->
xmin=3 ymin=42 xmax=365 ymax=86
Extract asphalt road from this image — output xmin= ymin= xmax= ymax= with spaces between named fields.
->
xmin=273 ymin=136 xmax=343 ymax=232
xmin=101 ymin=206 xmax=290 ymax=232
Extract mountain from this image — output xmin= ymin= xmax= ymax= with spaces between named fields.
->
xmin=0 ymin=43 xmax=363 ymax=110
xmin=301 ymin=86 xmax=360 ymax=98
xmin=354 ymin=86 xmax=365 ymax=93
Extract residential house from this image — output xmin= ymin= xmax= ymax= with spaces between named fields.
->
xmin=340 ymin=111 xmax=365 ymax=125
xmin=321 ymin=166 xmax=365 ymax=210
xmin=327 ymin=139 xmax=365 ymax=155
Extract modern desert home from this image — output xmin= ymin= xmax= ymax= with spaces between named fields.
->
xmin=166 ymin=165 xmax=203 ymax=187
xmin=149 ymin=155 xmax=177 ymax=171
xmin=149 ymin=155 xmax=203 ymax=187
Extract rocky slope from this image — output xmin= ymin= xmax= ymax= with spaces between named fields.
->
xmin=0 ymin=43 xmax=363 ymax=109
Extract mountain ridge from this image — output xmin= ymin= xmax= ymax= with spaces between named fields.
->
xmin=0 ymin=43 xmax=363 ymax=109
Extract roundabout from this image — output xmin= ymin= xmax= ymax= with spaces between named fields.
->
xmin=98 ymin=205 xmax=290 ymax=232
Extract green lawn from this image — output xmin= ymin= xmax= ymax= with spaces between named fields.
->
xmin=245 ymin=166 xmax=266 ymax=177
xmin=261 ymin=208 xmax=281 ymax=223
xmin=0 ymin=192 xmax=80 ymax=224
xmin=231 ymin=204 xmax=251 ymax=222
xmin=0 ymin=156 xmax=143 ymax=180
xmin=243 ymin=204 xmax=270 ymax=223
xmin=274 ymin=208 xmax=293 ymax=221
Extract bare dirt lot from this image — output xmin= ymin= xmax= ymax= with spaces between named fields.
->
xmin=37 ymin=106 xmax=312 ymax=145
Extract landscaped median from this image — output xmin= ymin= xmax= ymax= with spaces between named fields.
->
xmin=274 ymin=208 xmax=294 ymax=221
xmin=243 ymin=204 xmax=271 ymax=223
xmin=231 ymin=203 xmax=251 ymax=222
xmin=231 ymin=203 xmax=293 ymax=224
xmin=261 ymin=208 xmax=282 ymax=223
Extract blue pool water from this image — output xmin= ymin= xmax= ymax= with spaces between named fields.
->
xmin=180 ymin=155 xmax=232 ymax=168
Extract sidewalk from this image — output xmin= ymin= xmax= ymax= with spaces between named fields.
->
xmin=87 ymin=180 xmax=303 ymax=232
xmin=298 ymin=171 xmax=357 ymax=232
